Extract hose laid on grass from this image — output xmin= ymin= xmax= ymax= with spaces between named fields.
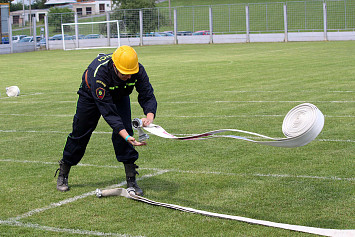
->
xmin=98 ymin=103 xmax=345 ymax=235
xmin=138 ymin=103 xmax=325 ymax=148
xmin=96 ymin=188 xmax=354 ymax=237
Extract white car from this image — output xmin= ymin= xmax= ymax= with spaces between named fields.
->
xmin=12 ymin=35 xmax=27 ymax=43
xmin=18 ymin=36 xmax=42 ymax=43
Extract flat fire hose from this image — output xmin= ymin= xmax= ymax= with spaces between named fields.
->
xmin=96 ymin=188 xmax=354 ymax=237
xmin=95 ymin=103 xmax=354 ymax=235
xmin=135 ymin=103 xmax=325 ymax=148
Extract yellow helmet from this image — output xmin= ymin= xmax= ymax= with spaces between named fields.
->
xmin=112 ymin=45 xmax=139 ymax=74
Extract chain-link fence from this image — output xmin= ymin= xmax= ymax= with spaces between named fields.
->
xmin=106 ymin=0 xmax=354 ymax=36
xmin=1 ymin=0 xmax=355 ymax=53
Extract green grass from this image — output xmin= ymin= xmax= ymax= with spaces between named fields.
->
xmin=0 ymin=42 xmax=354 ymax=236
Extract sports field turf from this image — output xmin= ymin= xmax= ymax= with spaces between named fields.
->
xmin=0 ymin=41 xmax=354 ymax=236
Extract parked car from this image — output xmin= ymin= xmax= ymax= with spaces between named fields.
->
xmin=12 ymin=35 xmax=27 ymax=43
xmin=36 ymin=37 xmax=59 ymax=48
xmin=192 ymin=30 xmax=211 ymax=35
xmin=145 ymin=32 xmax=163 ymax=37
xmin=163 ymin=31 xmax=174 ymax=35
xmin=159 ymin=32 xmax=174 ymax=36
xmin=119 ymin=33 xmax=131 ymax=38
xmin=36 ymin=38 xmax=47 ymax=48
xmin=18 ymin=36 xmax=42 ymax=43
xmin=51 ymin=34 xmax=64 ymax=40
xmin=177 ymin=31 xmax=193 ymax=36
xmin=72 ymin=34 xmax=85 ymax=40
xmin=1 ymin=37 xmax=9 ymax=44
xmin=84 ymin=34 xmax=103 ymax=39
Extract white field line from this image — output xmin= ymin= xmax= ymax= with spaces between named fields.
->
xmin=1 ymin=100 xmax=355 ymax=104
xmin=1 ymin=167 xmax=168 ymax=236
xmin=0 ymin=129 xmax=354 ymax=143
xmin=8 ymin=169 xmax=169 ymax=222
xmin=0 ymin=113 xmax=354 ymax=118
xmin=156 ymin=101 xmax=355 ymax=103
xmin=0 ymin=93 xmax=43 ymax=100
xmin=223 ymin=90 xmax=355 ymax=93
xmin=0 ymin=219 xmax=140 ymax=237
xmin=0 ymin=159 xmax=354 ymax=182
xmin=1 ymin=159 xmax=354 ymax=236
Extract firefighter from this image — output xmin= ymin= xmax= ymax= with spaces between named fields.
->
xmin=55 ymin=45 xmax=157 ymax=196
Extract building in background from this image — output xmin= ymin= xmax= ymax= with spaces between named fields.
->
xmin=45 ymin=0 xmax=112 ymax=16
xmin=9 ymin=0 xmax=112 ymax=26
xmin=11 ymin=9 xmax=48 ymax=26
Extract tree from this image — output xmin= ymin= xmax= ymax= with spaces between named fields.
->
xmin=10 ymin=2 xmax=25 ymax=12
xmin=32 ymin=0 xmax=47 ymax=10
xmin=48 ymin=7 xmax=74 ymax=33
xmin=113 ymin=0 xmax=155 ymax=10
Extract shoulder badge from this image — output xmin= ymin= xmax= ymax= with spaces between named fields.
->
xmin=96 ymin=87 xmax=106 ymax=100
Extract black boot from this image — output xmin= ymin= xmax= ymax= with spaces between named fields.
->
xmin=54 ymin=160 xmax=71 ymax=192
xmin=124 ymin=163 xmax=143 ymax=196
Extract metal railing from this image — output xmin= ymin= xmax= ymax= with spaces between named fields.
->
xmin=1 ymin=0 xmax=354 ymax=53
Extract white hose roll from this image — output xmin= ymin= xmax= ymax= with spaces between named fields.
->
xmin=258 ymin=103 xmax=325 ymax=147
xmin=141 ymin=103 xmax=325 ymax=148
xmin=6 ymin=86 xmax=20 ymax=97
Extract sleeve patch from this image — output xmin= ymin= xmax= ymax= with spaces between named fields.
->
xmin=96 ymin=87 xmax=106 ymax=100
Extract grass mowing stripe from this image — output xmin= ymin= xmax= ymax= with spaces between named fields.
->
xmin=0 ymin=220 xmax=140 ymax=237
xmin=8 ymin=169 xmax=169 ymax=221
xmin=1 ymin=100 xmax=355 ymax=104
xmin=1 ymin=114 xmax=355 ymax=118
xmin=0 ymin=130 xmax=354 ymax=143
xmin=1 ymin=159 xmax=353 ymax=182
xmin=0 ymin=129 xmax=354 ymax=143
xmin=1 ymin=42 xmax=354 ymax=236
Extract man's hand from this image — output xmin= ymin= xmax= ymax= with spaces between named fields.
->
xmin=141 ymin=118 xmax=153 ymax=127
xmin=119 ymin=129 xmax=147 ymax=146
xmin=141 ymin=113 xmax=155 ymax=127
xmin=127 ymin=136 xmax=147 ymax=146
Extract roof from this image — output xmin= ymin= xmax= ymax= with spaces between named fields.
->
xmin=45 ymin=0 xmax=77 ymax=5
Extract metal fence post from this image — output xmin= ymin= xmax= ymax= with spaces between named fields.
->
xmin=323 ymin=2 xmax=328 ymax=41
xmin=44 ymin=15 xmax=49 ymax=50
xmin=74 ymin=13 xmax=79 ymax=49
xmin=8 ymin=17 xmax=13 ymax=54
xmin=139 ymin=10 xmax=143 ymax=46
xmin=106 ymin=12 xmax=110 ymax=47
xmin=33 ymin=17 xmax=37 ymax=51
xmin=245 ymin=5 xmax=250 ymax=43
xmin=174 ymin=8 xmax=177 ymax=44
xmin=209 ymin=7 xmax=213 ymax=44
xmin=284 ymin=3 xmax=288 ymax=42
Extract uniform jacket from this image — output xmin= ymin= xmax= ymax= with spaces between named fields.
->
xmin=79 ymin=53 xmax=157 ymax=134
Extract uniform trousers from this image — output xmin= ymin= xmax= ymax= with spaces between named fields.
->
xmin=62 ymin=89 xmax=138 ymax=166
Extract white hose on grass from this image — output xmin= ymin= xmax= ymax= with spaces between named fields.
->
xmin=140 ymin=103 xmax=325 ymax=148
xmin=96 ymin=188 xmax=354 ymax=237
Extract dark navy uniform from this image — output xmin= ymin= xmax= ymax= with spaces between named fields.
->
xmin=62 ymin=53 xmax=157 ymax=165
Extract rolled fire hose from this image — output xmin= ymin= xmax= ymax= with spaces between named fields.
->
xmin=94 ymin=104 xmax=352 ymax=236
xmin=96 ymin=188 xmax=354 ymax=237
xmin=5 ymin=86 xmax=20 ymax=97
xmin=133 ymin=103 xmax=325 ymax=148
